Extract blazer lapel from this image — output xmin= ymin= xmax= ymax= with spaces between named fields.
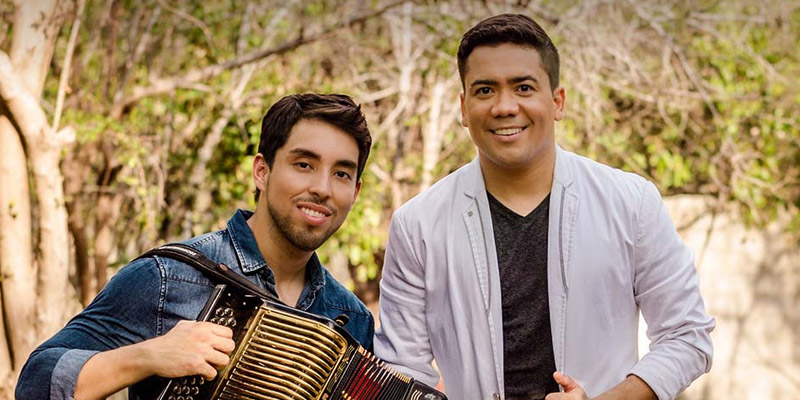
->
xmin=461 ymin=160 xmax=493 ymax=311
xmin=548 ymin=146 xmax=580 ymax=372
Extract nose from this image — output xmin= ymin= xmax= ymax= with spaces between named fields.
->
xmin=308 ymin=172 xmax=332 ymax=200
xmin=491 ymin=90 xmax=519 ymax=117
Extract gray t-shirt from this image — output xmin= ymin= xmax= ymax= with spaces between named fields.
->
xmin=488 ymin=192 xmax=558 ymax=400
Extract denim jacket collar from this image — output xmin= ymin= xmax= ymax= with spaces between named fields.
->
xmin=228 ymin=209 xmax=268 ymax=273
xmin=227 ymin=209 xmax=326 ymax=309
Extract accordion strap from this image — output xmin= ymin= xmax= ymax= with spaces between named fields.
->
xmin=136 ymin=243 xmax=282 ymax=304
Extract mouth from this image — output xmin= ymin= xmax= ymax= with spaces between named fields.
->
xmin=491 ymin=126 xmax=526 ymax=136
xmin=299 ymin=206 xmax=330 ymax=218
xmin=297 ymin=202 xmax=333 ymax=226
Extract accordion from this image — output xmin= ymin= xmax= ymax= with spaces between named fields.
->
xmin=154 ymin=283 xmax=447 ymax=400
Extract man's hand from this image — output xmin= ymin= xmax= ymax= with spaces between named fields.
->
xmin=544 ymin=372 xmax=658 ymax=400
xmin=75 ymin=320 xmax=235 ymax=400
xmin=141 ymin=320 xmax=235 ymax=380
xmin=545 ymin=372 xmax=590 ymax=400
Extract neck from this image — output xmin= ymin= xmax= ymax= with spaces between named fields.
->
xmin=480 ymin=146 xmax=555 ymax=216
xmin=247 ymin=205 xmax=310 ymax=305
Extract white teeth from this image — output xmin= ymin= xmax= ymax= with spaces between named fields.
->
xmin=301 ymin=207 xmax=325 ymax=218
xmin=494 ymin=127 xmax=523 ymax=136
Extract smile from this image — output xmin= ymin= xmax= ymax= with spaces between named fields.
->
xmin=492 ymin=127 xmax=525 ymax=136
xmin=300 ymin=207 xmax=329 ymax=218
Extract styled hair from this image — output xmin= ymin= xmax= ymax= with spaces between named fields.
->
xmin=255 ymin=93 xmax=372 ymax=200
xmin=457 ymin=13 xmax=560 ymax=91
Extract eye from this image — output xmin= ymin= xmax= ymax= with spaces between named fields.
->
xmin=518 ymin=84 xmax=534 ymax=92
xmin=295 ymin=162 xmax=311 ymax=170
xmin=474 ymin=86 xmax=493 ymax=96
xmin=334 ymin=170 xmax=353 ymax=180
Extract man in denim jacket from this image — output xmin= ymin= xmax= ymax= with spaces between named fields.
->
xmin=17 ymin=93 xmax=374 ymax=400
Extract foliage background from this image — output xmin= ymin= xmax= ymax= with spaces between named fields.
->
xmin=0 ymin=0 xmax=798 ymax=397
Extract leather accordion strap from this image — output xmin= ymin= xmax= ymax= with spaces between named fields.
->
xmin=135 ymin=243 xmax=283 ymax=304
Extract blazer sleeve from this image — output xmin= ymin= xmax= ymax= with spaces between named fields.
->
xmin=373 ymin=210 xmax=440 ymax=386
xmin=629 ymin=181 xmax=716 ymax=400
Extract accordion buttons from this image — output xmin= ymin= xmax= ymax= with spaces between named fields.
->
xmin=212 ymin=308 xmax=235 ymax=326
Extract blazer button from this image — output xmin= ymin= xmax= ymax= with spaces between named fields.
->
xmin=492 ymin=393 xmax=501 ymax=400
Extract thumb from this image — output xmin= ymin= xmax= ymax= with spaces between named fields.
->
xmin=553 ymin=371 xmax=581 ymax=393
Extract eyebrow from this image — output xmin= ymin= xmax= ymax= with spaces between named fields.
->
xmin=510 ymin=75 xmax=538 ymax=85
xmin=469 ymin=75 xmax=539 ymax=88
xmin=289 ymin=148 xmax=358 ymax=171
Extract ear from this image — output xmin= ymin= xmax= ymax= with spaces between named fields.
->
xmin=460 ymin=92 xmax=468 ymax=127
xmin=353 ymin=179 xmax=362 ymax=202
xmin=253 ymin=153 xmax=270 ymax=191
xmin=553 ymin=86 xmax=566 ymax=121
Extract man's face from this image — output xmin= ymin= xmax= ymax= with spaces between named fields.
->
xmin=460 ymin=43 xmax=565 ymax=173
xmin=257 ymin=119 xmax=361 ymax=252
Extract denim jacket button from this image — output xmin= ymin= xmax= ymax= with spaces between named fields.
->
xmin=492 ymin=393 xmax=501 ymax=400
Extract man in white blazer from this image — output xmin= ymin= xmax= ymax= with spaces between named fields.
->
xmin=374 ymin=14 xmax=714 ymax=400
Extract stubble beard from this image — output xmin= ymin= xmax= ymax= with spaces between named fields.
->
xmin=265 ymin=186 xmax=338 ymax=252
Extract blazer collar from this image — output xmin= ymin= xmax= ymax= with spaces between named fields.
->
xmin=462 ymin=144 xmax=574 ymax=200
xmin=553 ymin=145 xmax=575 ymax=189
xmin=461 ymin=158 xmax=486 ymax=200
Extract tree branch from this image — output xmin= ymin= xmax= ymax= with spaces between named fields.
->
xmin=625 ymin=0 xmax=722 ymax=122
xmin=155 ymin=0 xmax=217 ymax=56
xmin=0 ymin=51 xmax=74 ymax=149
xmin=110 ymin=0 xmax=412 ymax=118
xmin=53 ymin=0 xmax=86 ymax=134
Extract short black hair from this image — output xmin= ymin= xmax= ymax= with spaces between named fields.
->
xmin=255 ymin=93 xmax=372 ymax=200
xmin=457 ymin=14 xmax=560 ymax=91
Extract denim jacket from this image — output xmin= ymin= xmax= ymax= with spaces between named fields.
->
xmin=16 ymin=209 xmax=375 ymax=400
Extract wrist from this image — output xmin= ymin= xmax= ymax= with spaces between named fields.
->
xmin=75 ymin=343 xmax=153 ymax=400
xmin=128 ymin=338 xmax=160 ymax=378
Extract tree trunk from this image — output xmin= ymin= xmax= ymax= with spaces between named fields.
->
xmin=63 ymin=151 xmax=93 ymax=305
xmin=29 ymin=139 xmax=73 ymax=338
xmin=93 ymin=191 xmax=123 ymax=294
xmin=421 ymin=79 xmax=446 ymax=190
xmin=0 ymin=113 xmax=35 ymax=379
xmin=0 ymin=1 xmax=73 ymax=391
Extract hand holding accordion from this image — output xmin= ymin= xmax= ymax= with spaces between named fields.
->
xmin=154 ymin=283 xmax=447 ymax=400
xmin=136 ymin=243 xmax=446 ymax=400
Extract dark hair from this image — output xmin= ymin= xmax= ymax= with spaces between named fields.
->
xmin=255 ymin=93 xmax=372 ymax=200
xmin=457 ymin=14 xmax=560 ymax=91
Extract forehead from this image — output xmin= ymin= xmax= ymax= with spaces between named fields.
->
xmin=280 ymin=119 xmax=359 ymax=160
xmin=464 ymin=43 xmax=548 ymax=84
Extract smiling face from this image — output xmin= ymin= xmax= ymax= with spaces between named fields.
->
xmin=255 ymin=118 xmax=361 ymax=252
xmin=460 ymin=43 xmax=565 ymax=175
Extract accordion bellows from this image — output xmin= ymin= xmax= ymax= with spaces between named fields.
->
xmin=155 ymin=284 xmax=446 ymax=400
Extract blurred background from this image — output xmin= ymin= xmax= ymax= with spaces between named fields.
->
xmin=0 ymin=0 xmax=798 ymax=398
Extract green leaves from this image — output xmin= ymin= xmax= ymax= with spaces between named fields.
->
xmin=19 ymin=0 xmax=800 ymax=300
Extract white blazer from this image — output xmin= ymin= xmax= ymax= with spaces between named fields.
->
xmin=375 ymin=146 xmax=714 ymax=400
